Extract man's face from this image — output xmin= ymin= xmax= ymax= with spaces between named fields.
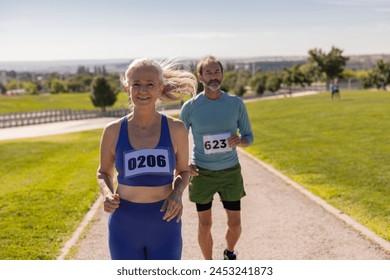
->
xmin=199 ymin=61 xmax=223 ymax=92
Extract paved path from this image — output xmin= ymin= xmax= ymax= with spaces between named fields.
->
xmin=0 ymin=118 xmax=119 ymax=141
xmin=66 ymin=146 xmax=390 ymax=260
xmin=2 ymin=92 xmax=390 ymax=260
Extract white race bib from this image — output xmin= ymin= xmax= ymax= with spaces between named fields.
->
xmin=123 ymin=148 xmax=171 ymax=178
xmin=203 ymin=133 xmax=232 ymax=155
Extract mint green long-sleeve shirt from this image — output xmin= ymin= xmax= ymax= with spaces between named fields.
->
xmin=180 ymin=91 xmax=254 ymax=170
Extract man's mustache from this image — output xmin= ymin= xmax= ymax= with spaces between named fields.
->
xmin=208 ymin=79 xmax=221 ymax=85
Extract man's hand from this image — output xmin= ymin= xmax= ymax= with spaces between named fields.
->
xmin=189 ymin=164 xmax=199 ymax=176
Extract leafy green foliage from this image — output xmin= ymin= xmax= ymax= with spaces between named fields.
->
xmin=363 ymin=60 xmax=390 ymax=89
xmin=265 ymin=72 xmax=282 ymax=93
xmin=21 ymin=81 xmax=38 ymax=95
xmin=250 ymin=73 xmax=267 ymax=95
xmin=222 ymin=71 xmax=238 ymax=92
xmin=308 ymin=46 xmax=349 ymax=84
xmin=49 ymin=79 xmax=67 ymax=94
xmin=90 ymin=76 xmax=117 ymax=112
xmin=282 ymin=64 xmax=311 ymax=94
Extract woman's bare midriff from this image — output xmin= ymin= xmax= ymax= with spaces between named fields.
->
xmin=116 ymin=183 xmax=172 ymax=203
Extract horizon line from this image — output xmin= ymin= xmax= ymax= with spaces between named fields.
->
xmin=1 ymin=52 xmax=390 ymax=64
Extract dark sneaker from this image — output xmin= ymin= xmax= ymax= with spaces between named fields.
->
xmin=223 ymin=249 xmax=237 ymax=260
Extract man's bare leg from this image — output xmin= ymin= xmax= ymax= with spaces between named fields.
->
xmin=198 ymin=209 xmax=213 ymax=260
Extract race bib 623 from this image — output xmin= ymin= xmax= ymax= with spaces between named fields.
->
xmin=203 ymin=133 xmax=232 ymax=155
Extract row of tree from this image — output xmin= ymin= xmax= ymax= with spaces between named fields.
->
xmin=1 ymin=47 xmax=390 ymax=111
xmin=220 ymin=47 xmax=389 ymax=97
xmin=1 ymin=65 xmax=121 ymax=95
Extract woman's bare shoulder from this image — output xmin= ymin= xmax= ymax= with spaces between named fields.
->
xmin=165 ymin=115 xmax=186 ymax=131
xmin=102 ymin=116 xmax=126 ymax=139
xmin=165 ymin=115 xmax=187 ymax=150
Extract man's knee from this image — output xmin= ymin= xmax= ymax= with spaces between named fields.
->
xmin=227 ymin=217 xmax=241 ymax=231
xmin=199 ymin=218 xmax=212 ymax=229
xmin=225 ymin=208 xmax=242 ymax=231
xmin=198 ymin=219 xmax=212 ymax=233
xmin=197 ymin=207 xmax=212 ymax=231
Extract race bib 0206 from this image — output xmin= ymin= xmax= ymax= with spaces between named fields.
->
xmin=123 ymin=148 xmax=171 ymax=178
xmin=203 ymin=132 xmax=232 ymax=155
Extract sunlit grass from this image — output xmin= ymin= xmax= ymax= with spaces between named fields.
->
xmin=243 ymin=90 xmax=390 ymax=241
xmin=0 ymin=92 xmax=130 ymax=114
xmin=0 ymin=92 xmax=188 ymax=114
xmin=0 ymin=130 xmax=102 ymax=259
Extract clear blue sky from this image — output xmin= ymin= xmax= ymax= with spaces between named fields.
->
xmin=1 ymin=0 xmax=389 ymax=61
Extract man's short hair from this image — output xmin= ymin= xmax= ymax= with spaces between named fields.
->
xmin=196 ymin=55 xmax=224 ymax=76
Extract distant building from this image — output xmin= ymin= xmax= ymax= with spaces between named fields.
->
xmin=5 ymin=89 xmax=26 ymax=96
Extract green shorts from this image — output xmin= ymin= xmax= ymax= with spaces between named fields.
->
xmin=189 ymin=163 xmax=246 ymax=204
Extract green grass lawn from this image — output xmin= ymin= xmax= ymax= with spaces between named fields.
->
xmin=244 ymin=90 xmax=390 ymax=241
xmin=0 ymin=90 xmax=389 ymax=259
xmin=0 ymin=130 xmax=102 ymax=259
xmin=0 ymin=92 xmax=130 ymax=114
xmin=0 ymin=92 xmax=187 ymax=114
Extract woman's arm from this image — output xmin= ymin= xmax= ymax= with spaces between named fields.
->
xmin=97 ymin=122 xmax=121 ymax=213
xmin=161 ymin=118 xmax=190 ymax=222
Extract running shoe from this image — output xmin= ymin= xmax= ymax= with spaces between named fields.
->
xmin=223 ymin=249 xmax=237 ymax=260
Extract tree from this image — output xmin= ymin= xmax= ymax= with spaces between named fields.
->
xmin=67 ymin=73 xmax=93 ymax=92
xmin=5 ymin=79 xmax=20 ymax=90
xmin=364 ymin=60 xmax=390 ymax=89
xmin=235 ymin=70 xmax=251 ymax=96
xmin=0 ymin=83 xmax=6 ymax=94
xmin=250 ymin=73 xmax=267 ymax=95
xmin=266 ymin=72 xmax=282 ymax=93
xmin=282 ymin=64 xmax=310 ymax=95
xmin=222 ymin=71 xmax=238 ymax=92
xmin=308 ymin=46 xmax=349 ymax=88
xmin=77 ymin=65 xmax=90 ymax=74
xmin=222 ymin=70 xmax=252 ymax=96
xmin=234 ymin=84 xmax=246 ymax=97
xmin=300 ymin=63 xmax=319 ymax=85
xmin=90 ymin=76 xmax=117 ymax=112
xmin=50 ymin=79 xmax=67 ymax=94
xmin=22 ymin=81 xmax=38 ymax=95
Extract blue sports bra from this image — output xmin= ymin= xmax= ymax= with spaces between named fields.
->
xmin=115 ymin=115 xmax=176 ymax=187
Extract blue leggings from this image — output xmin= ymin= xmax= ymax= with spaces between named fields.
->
xmin=108 ymin=199 xmax=182 ymax=260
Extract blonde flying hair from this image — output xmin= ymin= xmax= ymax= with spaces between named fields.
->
xmin=122 ymin=58 xmax=197 ymax=102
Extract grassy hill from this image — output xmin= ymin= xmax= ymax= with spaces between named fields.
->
xmin=244 ymin=90 xmax=390 ymax=241
xmin=0 ymin=92 xmax=186 ymax=115
xmin=0 ymin=92 xmax=130 ymax=114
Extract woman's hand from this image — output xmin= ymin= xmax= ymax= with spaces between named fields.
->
xmin=103 ymin=193 xmax=120 ymax=213
xmin=160 ymin=189 xmax=183 ymax=223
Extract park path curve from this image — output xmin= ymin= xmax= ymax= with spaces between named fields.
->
xmin=1 ymin=92 xmax=389 ymax=260
xmin=66 ymin=137 xmax=390 ymax=260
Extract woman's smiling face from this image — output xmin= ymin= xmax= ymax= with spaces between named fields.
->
xmin=127 ymin=65 xmax=163 ymax=107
